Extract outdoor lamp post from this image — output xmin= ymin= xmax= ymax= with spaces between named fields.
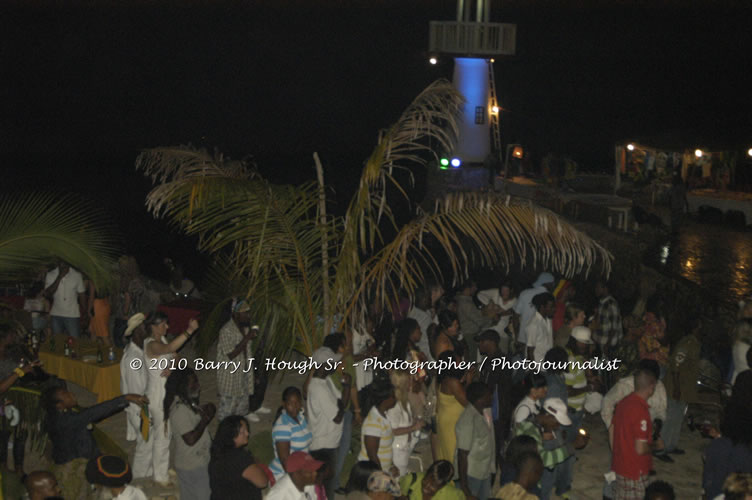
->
xmin=503 ymin=143 xmax=524 ymax=180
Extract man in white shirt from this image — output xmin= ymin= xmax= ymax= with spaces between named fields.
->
xmin=44 ymin=261 xmax=87 ymax=337
xmin=265 ymin=451 xmax=321 ymax=500
xmin=477 ymin=283 xmax=517 ymax=353
xmin=407 ymin=287 xmax=437 ymax=362
xmin=119 ymin=313 xmax=152 ymax=479
xmin=526 ymin=293 xmax=555 ymax=361
xmin=306 ymin=346 xmax=351 ymax=499
xmin=514 ymin=273 xmax=555 ymax=345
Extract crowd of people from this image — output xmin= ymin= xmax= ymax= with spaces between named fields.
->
xmin=4 ymin=260 xmax=752 ymax=500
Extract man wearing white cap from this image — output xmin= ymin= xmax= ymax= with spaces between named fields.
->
xmin=515 ymin=273 xmax=556 ymax=347
xmin=119 ymin=313 xmax=152 ymax=479
xmin=513 ymin=397 xmax=574 ymax=500
xmin=306 ymin=338 xmax=351 ymax=500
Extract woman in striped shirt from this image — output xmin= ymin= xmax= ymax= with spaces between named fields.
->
xmin=269 ymin=387 xmax=313 ymax=479
xmin=358 ymin=381 xmax=398 ymax=476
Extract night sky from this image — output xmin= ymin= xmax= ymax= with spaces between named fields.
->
xmin=2 ymin=0 xmax=751 ymax=277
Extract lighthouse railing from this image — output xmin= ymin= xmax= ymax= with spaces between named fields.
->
xmin=429 ymin=21 xmax=516 ymax=56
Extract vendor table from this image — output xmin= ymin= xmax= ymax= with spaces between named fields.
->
xmin=38 ymin=336 xmax=122 ymax=403
xmin=157 ymin=298 xmax=203 ymax=334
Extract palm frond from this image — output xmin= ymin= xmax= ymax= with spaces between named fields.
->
xmin=333 ymin=79 xmax=463 ymax=316
xmin=137 ymin=147 xmax=338 ymax=358
xmin=0 ymin=193 xmax=118 ymax=289
xmin=340 ymin=193 xmax=613 ymax=323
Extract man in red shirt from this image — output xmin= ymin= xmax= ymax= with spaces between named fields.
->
xmin=609 ymin=368 xmax=665 ymax=500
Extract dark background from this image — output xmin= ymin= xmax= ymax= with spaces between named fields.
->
xmin=2 ymin=0 xmax=751 ymax=280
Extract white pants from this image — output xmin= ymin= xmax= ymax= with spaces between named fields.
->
xmin=131 ymin=431 xmax=154 ymax=479
xmin=148 ymin=404 xmax=172 ymax=483
xmin=393 ymin=438 xmax=417 ymax=477
xmin=127 ymin=410 xmax=154 ymax=479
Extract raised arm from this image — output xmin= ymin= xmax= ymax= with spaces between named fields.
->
xmin=146 ymin=319 xmax=199 ymax=357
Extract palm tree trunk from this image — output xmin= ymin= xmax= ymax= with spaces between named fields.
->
xmin=314 ymin=152 xmax=331 ymax=334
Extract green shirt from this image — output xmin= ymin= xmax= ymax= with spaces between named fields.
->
xmin=564 ymin=351 xmax=587 ymax=411
xmin=399 ymin=472 xmax=466 ymax=500
xmin=513 ymin=420 xmax=569 ymax=469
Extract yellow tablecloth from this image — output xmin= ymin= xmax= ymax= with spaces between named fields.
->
xmin=38 ymin=336 xmax=122 ymax=403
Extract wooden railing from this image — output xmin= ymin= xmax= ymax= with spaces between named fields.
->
xmin=429 ymin=21 xmax=516 ymax=56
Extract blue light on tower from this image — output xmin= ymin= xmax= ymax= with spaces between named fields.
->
xmin=428 ymin=0 xmax=516 ymax=168
xmin=453 ymin=58 xmax=491 ymax=163
xmin=451 ymin=158 xmax=462 ymax=168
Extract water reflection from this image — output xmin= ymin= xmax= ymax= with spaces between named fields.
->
xmin=646 ymin=223 xmax=752 ymax=308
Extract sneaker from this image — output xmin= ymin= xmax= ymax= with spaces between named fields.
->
xmin=245 ymin=412 xmax=261 ymax=423
xmin=255 ymin=406 xmax=272 ymax=414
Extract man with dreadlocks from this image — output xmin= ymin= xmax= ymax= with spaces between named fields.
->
xmin=165 ymin=367 xmax=216 ymax=500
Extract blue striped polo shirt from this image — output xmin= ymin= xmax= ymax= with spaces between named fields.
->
xmin=269 ymin=410 xmax=313 ymax=478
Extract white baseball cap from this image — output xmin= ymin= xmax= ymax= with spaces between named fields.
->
xmin=571 ymin=326 xmax=594 ymax=345
xmin=312 ymin=347 xmax=342 ymax=366
xmin=543 ymin=397 xmax=572 ymax=426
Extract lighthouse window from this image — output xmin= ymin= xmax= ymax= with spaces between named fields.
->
xmin=474 ymin=106 xmax=485 ymax=124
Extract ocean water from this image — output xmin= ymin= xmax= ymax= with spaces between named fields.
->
xmin=646 ymin=222 xmax=752 ymax=310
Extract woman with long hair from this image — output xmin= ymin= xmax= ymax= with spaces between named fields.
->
xmin=143 ymin=311 xmax=199 ymax=487
xmin=392 ymin=319 xmax=428 ymax=429
xmin=386 ymin=370 xmax=423 ymax=477
xmin=209 ymin=416 xmax=268 ymax=500
xmin=164 ymin=368 xmax=215 ymax=500
xmin=431 ymin=311 xmax=462 ymax=360
xmin=269 ymin=386 xmax=313 ymax=479
xmin=346 ymin=461 xmax=381 ymax=499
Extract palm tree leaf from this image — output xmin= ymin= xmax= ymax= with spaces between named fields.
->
xmin=0 ymin=193 xmax=118 ymax=289
xmin=333 ymin=79 xmax=463 ymax=317
xmin=340 ymin=193 xmax=613 ymax=323
xmin=137 ymin=147 xmax=338 ymax=358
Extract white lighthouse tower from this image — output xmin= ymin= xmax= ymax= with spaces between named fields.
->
xmin=429 ymin=0 xmax=516 ymax=167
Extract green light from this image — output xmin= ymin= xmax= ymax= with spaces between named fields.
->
xmin=440 ymin=158 xmax=449 ymax=167
xmin=439 ymin=165 xmax=448 ymax=170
